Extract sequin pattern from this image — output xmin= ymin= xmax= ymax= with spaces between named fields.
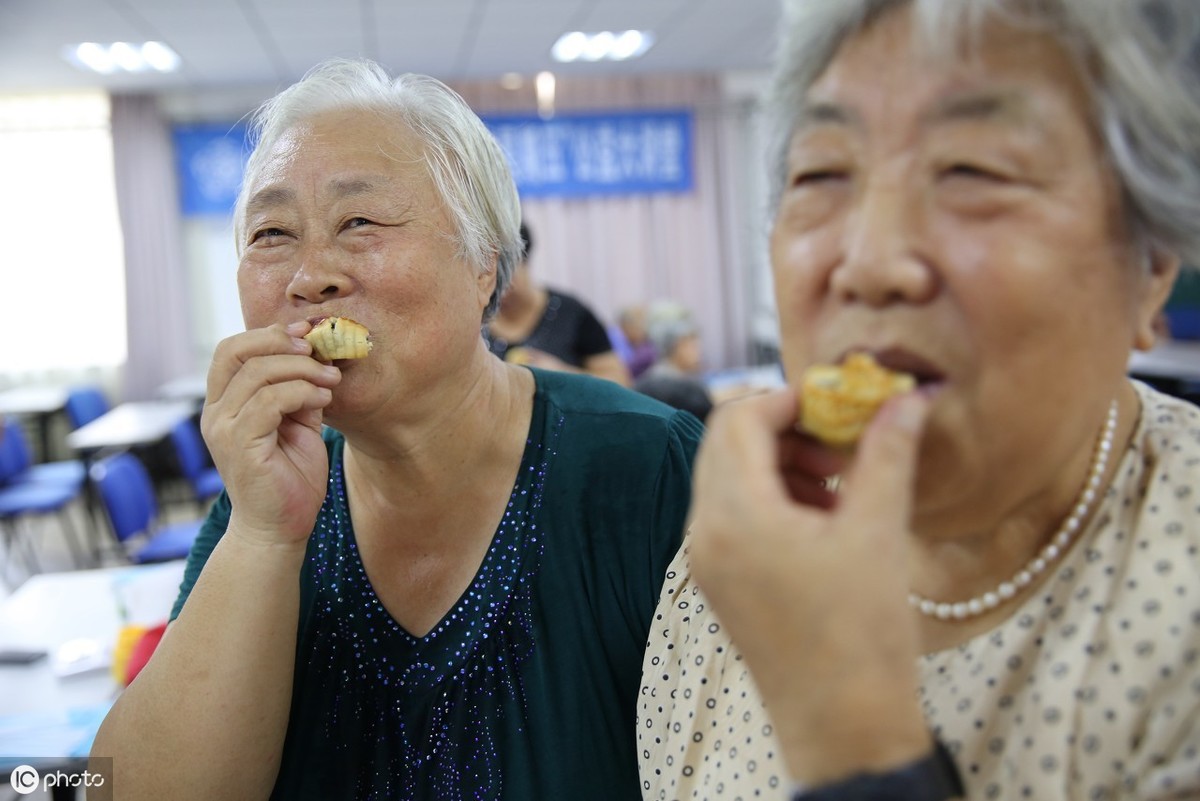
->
xmin=289 ymin=416 xmax=564 ymax=800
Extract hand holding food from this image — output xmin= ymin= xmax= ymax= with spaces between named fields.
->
xmin=304 ymin=316 xmax=372 ymax=361
xmin=799 ymin=353 xmax=916 ymax=447
xmin=202 ymin=322 xmax=342 ymax=545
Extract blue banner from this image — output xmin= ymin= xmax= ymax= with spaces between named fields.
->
xmin=483 ymin=110 xmax=693 ymax=198
xmin=173 ymin=110 xmax=693 ymax=213
xmin=173 ymin=123 xmax=250 ymax=216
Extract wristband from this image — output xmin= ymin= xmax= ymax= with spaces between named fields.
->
xmin=790 ymin=738 xmax=964 ymax=801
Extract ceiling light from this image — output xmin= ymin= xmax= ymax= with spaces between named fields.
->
xmin=551 ymin=32 xmax=588 ymax=63
xmin=551 ymin=30 xmax=655 ymax=63
xmin=141 ymin=42 xmax=181 ymax=72
xmin=582 ymin=31 xmax=615 ymax=61
xmin=71 ymin=43 xmax=116 ymax=74
xmin=64 ymin=42 xmax=181 ymax=75
xmin=110 ymin=42 xmax=144 ymax=72
xmin=610 ymin=30 xmax=653 ymax=60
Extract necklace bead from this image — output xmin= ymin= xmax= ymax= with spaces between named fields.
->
xmin=909 ymin=400 xmax=1119 ymax=622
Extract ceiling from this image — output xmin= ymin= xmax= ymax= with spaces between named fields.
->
xmin=0 ymin=0 xmax=782 ymax=95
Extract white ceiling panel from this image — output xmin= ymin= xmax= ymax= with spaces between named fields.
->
xmin=0 ymin=0 xmax=782 ymax=93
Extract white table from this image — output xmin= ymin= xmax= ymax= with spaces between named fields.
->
xmin=0 ymin=386 xmax=70 ymax=462
xmin=64 ymin=400 xmax=196 ymax=456
xmin=1127 ymin=341 xmax=1200 ymax=383
xmin=0 ymin=562 xmax=185 ymax=759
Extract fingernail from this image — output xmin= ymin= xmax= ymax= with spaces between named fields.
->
xmin=292 ymin=337 xmax=311 ymax=353
xmin=286 ymin=321 xmax=308 ymax=336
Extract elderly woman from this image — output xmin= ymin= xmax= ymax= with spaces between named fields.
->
xmin=639 ymin=0 xmax=1200 ymax=799
xmin=90 ymin=60 xmax=701 ymax=800
xmin=486 ymin=221 xmax=632 ymax=386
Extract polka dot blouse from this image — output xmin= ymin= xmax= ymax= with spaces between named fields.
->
xmin=638 ymin=382 xmax=1200 ymax=800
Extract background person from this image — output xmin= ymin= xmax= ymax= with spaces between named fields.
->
xmin=486 ymin=222 xmax=632 ymax=386
xmin=634 ymin=306 xmax=714 ymax=422
xmin=89 ymin=59 xmax=701 ymax=801
xmin=609 ymin=304 xmax=659 ymax=379
xmin=640 ymin=0 xmax=1200 ymax=798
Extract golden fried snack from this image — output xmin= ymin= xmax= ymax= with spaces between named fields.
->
xmin=303 ymin=316 xmax=372 ymax=361
xmin=799 ymin=353 xmax=915 ymax=447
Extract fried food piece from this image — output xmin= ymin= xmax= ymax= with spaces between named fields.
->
xmin=303 ymin=316 xmax=372 ymax=361
xmin=799 ymin=353 xmax=915 ymax=447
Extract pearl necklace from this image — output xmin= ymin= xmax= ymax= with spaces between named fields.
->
xmin=908 ymin=400 xmax=1118 ymax=622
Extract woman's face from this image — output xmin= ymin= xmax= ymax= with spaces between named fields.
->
xmin=770 ymin=7 xmax=1174 ymax=531
xmin=671 ymin=333 xmax=703 ymax=374
xmin=237 ymin=109 xmax=494 ymax=420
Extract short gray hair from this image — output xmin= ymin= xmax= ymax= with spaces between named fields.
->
xmin=766 ymin=0 xmax=1200 ymax=267
xmin=233 ymin=58 xmax=523 ymax=319
xmin=646 ymin=301 xmax=699 ymax=357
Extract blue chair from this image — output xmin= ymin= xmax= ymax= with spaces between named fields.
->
xmin=0 ymin=419 xmax=89 ymax=573
xmin=0 ymin=417 xmax=86 ymax=489
xmin=65 ymin=386 xmax=110 ymax=429
xmin=169 ymin=418 xmax=224 ymax=506
xmin=90 ymin=452 xmax=201 ymax=564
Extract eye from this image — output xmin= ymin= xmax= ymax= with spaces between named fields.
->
xmin=249 ymin=227 xmax=289 ymax=244
xmin=790 ymin=169 xmax=848 ymax=188
xmin=342 ymin=217 xmax=375 ymax=231
xmin=941 ymin=163 xmax=1008 ymax=183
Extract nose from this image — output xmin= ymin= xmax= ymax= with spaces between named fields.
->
xmin=285 ymin=244 xmax=353 ymax=304
xmin=829 ymin=178 xmax=938 ymax=306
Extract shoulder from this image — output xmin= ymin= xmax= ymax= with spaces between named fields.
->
xmin=547 ymin=289 xmax=601 ymax=322
xmin=532 ymin=368 xmax=703 ymax=494
xmin=1132 ymin=382 xmax=1200 ymax=457
xmin=546 ymin=287 xmax=583 ymax=310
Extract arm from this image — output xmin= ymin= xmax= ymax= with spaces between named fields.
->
xmin=89 ymin=322 xmax=341 ymax=801
xmin=582 ymin=351 xmax=633 ymax=387
xmin=575 ymin=297 xmax=632 ymax=386
xmin=516 ymin=347 xmax=633 ymax=387
xmin=686 ymin=389 xmax=934 ymax=787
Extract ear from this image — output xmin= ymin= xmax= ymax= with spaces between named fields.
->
xmin=1132 ymin=250 xmax=1181 ymax=351
xmin=476 ymin=256 xmax=499 ymax=312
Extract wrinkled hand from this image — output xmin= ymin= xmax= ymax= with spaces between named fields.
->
xmin=200 ymin=321 xmax=342 ymax=547
xmin=687 ymin=388 xmax=933 ymax=785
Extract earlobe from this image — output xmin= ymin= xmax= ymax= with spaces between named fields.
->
xmin=1132 ymin=250 xmax=1181 ymax=351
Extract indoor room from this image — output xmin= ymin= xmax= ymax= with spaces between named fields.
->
xmin=1 ymin=0 xmax=1198 ymax=799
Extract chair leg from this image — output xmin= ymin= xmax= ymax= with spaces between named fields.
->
xmin=57 ymin=503 xmax=90 ymax=569
xmin=0 ymin=519 xmax=22 ymax=587
xmin=2 ymin=516 xmax=44 ymax=576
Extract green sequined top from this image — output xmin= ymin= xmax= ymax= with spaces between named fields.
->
xmin=171 ymin=368 xmax=702 ymax=800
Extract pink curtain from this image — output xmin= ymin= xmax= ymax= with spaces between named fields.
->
xmin=452 ymin=74 xmax=754 ymax=371
xmin=110 ymin=94 xmax=194 ymax=401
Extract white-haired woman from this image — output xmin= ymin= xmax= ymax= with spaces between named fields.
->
xmin=639 ymin=0 xmax=1200 ymax=799
xmin=90 ymin=60 xmax=701 ymax=801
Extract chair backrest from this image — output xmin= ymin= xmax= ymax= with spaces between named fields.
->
xmin=169 ymin=418 xmax=210 ymax=485
xmin=65 ymin=387 xmax=110 ymax=429
xmin=91 ymin=452 xmax=158 ymax=544
xmin=0 ymin=417 xmax=33 ymax=482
